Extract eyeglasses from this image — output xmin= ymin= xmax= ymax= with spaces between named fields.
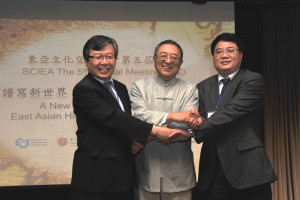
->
xmin=155 ymin=54 xmax=181 ymax=63
xmin=214 ymin=47 xmax=239 ymax=56
xmin=88 ymin=54 xmax=116 ymax=62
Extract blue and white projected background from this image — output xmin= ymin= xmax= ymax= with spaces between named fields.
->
xmin=0 ymin=1 xmax=234 ymax=186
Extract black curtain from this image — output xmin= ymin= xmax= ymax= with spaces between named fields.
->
xmin=236 ymin=2 xmax=300 ymax=200
xmin=263 ymin=3 xmax=300 ymax=200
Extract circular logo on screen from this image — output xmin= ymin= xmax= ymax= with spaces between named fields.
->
xmin=57 ymin=137 xmax=68 ymax=146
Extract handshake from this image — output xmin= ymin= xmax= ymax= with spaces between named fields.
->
xmin=132 ymin=109 xmax=202 ymax=154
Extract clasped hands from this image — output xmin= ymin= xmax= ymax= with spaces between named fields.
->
xmin=131 ymin=109 xmax=202 ymax=155
xmin=152 ymin=108 xmax=202 ymax=143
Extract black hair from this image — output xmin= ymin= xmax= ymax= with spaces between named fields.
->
xmin=83 ymin=35 xmax=118 ymax=61
xmin=210 ymin=33 xmax=244 ymax=55
xmin=154 ymin=39 xmax=183 ymax=59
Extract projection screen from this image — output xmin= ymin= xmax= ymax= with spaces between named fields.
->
xmin=0 ymin=0 xmax=234 ymax=186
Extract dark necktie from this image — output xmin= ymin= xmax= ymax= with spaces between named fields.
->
xmin=217 ymin=77 xmax=230 ymax=109
xmin=104 ymin=81 xmax=118 ymax=101
xmin=104 ymin=81 xmax=125 ymax=112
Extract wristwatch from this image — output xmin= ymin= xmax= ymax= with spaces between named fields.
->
xmin=188 ymin=128 xmax=195 ymax=137
xmin=166 ymin=122 xmax=195 ymax=138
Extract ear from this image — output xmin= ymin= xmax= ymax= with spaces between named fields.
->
xmin=178 ymin=59 xmax=183 ymax=68
xmin=84 ymin=59 xmax=88 ymax=66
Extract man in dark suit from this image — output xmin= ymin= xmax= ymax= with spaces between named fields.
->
xmin=193 ymin=33 xmax=277 ymax=200
xmin=71 ymin=35 xmax=191 ymax=200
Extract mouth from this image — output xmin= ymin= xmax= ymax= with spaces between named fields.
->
xmin=98 ymin=67 xmax=110 ymax=73
xmin=162 ymin=65 xmax=172 ymax=70
xmin=220 ymin=60 xmax=231 ymax=65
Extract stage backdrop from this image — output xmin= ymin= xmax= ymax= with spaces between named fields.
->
xmin=0 ymin=1 xmax=234 ymax=186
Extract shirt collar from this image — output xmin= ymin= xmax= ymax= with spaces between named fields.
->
xmin=218 ymin=69 xmax=239 ymax=82
xmin=92 ymin=76 xmax=114 ymax=86
xmin=154 ymin=75 xmax=179 ymax=86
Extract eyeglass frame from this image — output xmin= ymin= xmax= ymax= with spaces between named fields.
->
xmin=214 ymin=47 xmax=240 ymax=56
xmin=88 ymin=54 xmax=116 ymax=62
xmin=154 ymin=53 xmax=182 ymax=63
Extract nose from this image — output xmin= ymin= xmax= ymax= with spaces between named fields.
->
xmin=220 ymin=51 xmax=230 ymax=57
xmin=164 ymin=56 xmax=172 ymax=63
xmin=100 ymin=57 xmax=109 ymax=63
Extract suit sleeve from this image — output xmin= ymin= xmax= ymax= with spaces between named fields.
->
xmin=73 ymin=81 xmax=152 ymax=143
xmin=194 ymin=72 xmax=265 ymax=143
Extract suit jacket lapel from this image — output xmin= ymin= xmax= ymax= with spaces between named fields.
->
xmin=87 ymin=74 xmax=122 ymax=109
xmin=113 ymin=81 xmax=131 ymax=114
xmin=207 ymin=75 xmax=219 ymax=110
xmin=219 ymin=69 xmax=243 ymax=107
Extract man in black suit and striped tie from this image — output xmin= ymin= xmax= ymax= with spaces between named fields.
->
xmin=193 ymin=33 xmax=277 ymax=200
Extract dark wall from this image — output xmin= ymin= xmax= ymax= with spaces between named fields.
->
xmin=235 ymin=2 xmax=263 ymax=75
xmin=0 ymin=185 xmax=71 ymax=199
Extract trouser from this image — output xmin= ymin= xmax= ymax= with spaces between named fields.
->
xmin=199 ymin=159 xmax=272 ymax=200
xmin=71 ymin=188 xmax=134 ymax=200
xmin=137 ymin=186 xmax=192 ymax=200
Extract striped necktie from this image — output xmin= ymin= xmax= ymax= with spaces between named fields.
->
xmin=104 ymin=81 xmax=118 ymax=101
xmin=216 ymin=77 xmax=230 ymax=109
